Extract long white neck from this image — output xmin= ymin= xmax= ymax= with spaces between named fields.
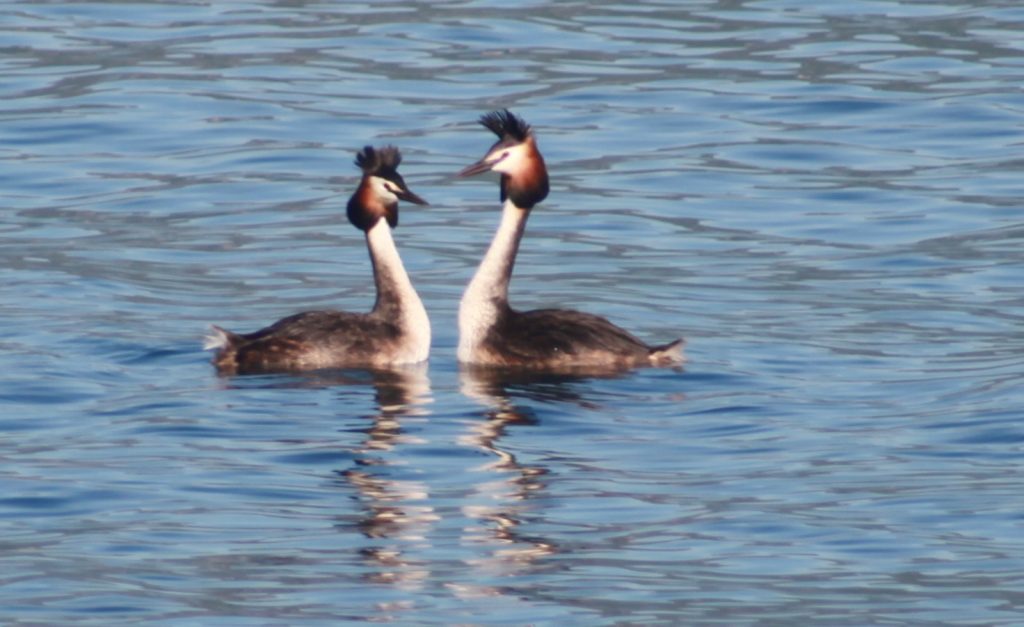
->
xmin=366 ymin=219 xmax=431 ymax=363
xmin=458 ymin=199 xmax=529 ymax=362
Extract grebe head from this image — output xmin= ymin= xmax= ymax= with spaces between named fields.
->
xmin=458 ymin=109 xmax=549 ymax=210
xmin=348 ymin=145 xmax=428 ymax=231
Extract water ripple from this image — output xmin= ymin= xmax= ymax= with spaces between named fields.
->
xmin=2 ymin=0 xmax=1024 ymax=624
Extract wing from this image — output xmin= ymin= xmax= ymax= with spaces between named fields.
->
xmin=240 ymin=310 xmax=368 ymax=343
xmin=492 ymin=307 xmax=651 ymax=364
xmin=232 ymin=310 xmax=401 ymax=372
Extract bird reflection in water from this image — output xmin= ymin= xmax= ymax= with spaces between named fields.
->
xmin=453 ymin=365 xmax=625 ymax=596
xmin=327 ymin=364 xmax=437 ymax=590
xmin=214 ymin=364 xmax=437 ymax=589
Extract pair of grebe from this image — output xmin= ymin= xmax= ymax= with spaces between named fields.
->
xmin=207 ymin=110 xmax=683 ymax=375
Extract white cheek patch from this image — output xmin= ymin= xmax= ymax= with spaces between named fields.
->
xmin=370 ymin=176 xmax=399 ymax=202
xmin=490 ymin=145 xmax=529 ymax=175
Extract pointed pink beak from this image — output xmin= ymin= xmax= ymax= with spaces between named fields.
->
xmin=458 ymin=152 xmax=509 ymax=177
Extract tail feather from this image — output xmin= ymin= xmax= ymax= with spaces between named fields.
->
xmin=204 ymin=325 xmax=243 ymax=375
xmin=203 ymin=325 xmax=236 ymax=351
xmin=648 ymin=338 xmax=684 ymax=366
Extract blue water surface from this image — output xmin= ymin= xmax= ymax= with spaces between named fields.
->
xmin=2 ymin=1 xmax=1023 ymax=624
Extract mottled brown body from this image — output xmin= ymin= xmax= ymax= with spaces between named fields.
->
xmin=210 ymin=311 xmax=409 ymax=375
xmin=207 ymin=145 xmax=430 ymax=376
xmin=457 ymin=110 xmax=684 ymax=371
xmin=470 ymin=306 xmax=683 ymax=371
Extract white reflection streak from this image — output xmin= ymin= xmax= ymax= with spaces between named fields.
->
xmin=456 ymin=368 xmax=555 ymax=594
xmin=340 ymin=364 xmax=438 ymax=592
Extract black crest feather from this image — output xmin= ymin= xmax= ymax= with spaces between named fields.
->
xmin=479 ymin=109 xmax=531 ymax=142
xmin=348 ymin=145 xmax=408 ymax=231
xmin=354 ymin=145 xmax=402 ymax=176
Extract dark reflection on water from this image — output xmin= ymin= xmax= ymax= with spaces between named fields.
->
xmin=460 ymin=363 xmax=639 ymax=406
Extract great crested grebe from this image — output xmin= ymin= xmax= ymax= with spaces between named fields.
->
xmin=456 ymin=109 xmax=683 ymax=371
xmin=205 ymin=145 xmax=431 ymax=375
